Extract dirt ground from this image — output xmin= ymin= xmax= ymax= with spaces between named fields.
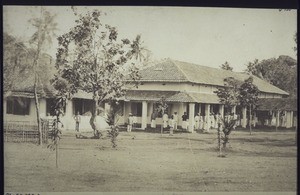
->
xmin=4 ymin=129 xmax=297 ymax=192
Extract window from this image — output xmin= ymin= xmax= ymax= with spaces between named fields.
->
xmin=6 ymin=97 xmax=30 ymax=115
xmin=46 ymin=98 xmax=56 ymax=116
xmin=73 ymin=99 xmax=94 ymax=115
xmin=131 ymin=102 xmax=142 ymax=117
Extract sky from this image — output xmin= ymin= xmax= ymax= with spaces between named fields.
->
xmin=3 ymin=6 xmax=297 ymax=72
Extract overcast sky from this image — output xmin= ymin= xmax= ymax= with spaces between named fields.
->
xmin=3 ymin=6 xmax=297 ymax=72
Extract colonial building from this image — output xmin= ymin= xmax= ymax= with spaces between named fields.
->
xmin=3 ymin=59 xmax=296 ymax=132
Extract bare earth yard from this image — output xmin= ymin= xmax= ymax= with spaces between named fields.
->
xmin=4 ymin=129 xmax=297 ymax=192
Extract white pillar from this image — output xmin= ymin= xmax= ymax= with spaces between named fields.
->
xmin=39 ymin=99 xmax=47 ymax=117
xmin=205 ymin=104 xmax=210 ymax=132
xmin=286 ymin=111 xmax=292 ymax=128
xmin=65 ymin=99 xmax=73 ymax=118
xmin=242 ymin=107 xmax=247 ymax=128
xmin=219 ymin=105 xmax=224 ymax=118
xmin=290 ymin=111 xmax=294 ymax=128
xmin=30 ymin=99 xmax=36 ymax=117
xmin=188 ymin=103 xmax=195 ymax=133
xmin=141 ymin=101 xmax=148 ymax=130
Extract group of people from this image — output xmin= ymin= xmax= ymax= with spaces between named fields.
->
xmin=147 ymin=110 xmax=238 ymax=134
xmin=72 ymin=109 xmax=240 ymax=133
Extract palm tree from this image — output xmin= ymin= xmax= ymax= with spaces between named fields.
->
xmin=29 ymin=7 xmax=58 ymax=145
xmin=128 ymin=34 xmax=150 ymax=63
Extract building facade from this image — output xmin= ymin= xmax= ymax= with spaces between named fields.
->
xmin=4 ymin=59 xmax=296 ymax=132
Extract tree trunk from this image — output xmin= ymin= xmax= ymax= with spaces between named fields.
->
xmin=34 ymin=73 xmax=42 ymax=145
xmin=56 ymin=138 xmax=58 ymax=168
xmin=218 ymin=124 xmax=222 ymax=155
xmin=249 ymin=106 xmax=252 ymax=135
xmin=90 ymin=92 xmax=100 ymax=137
xmin=161 ymin=108 xmax=164 ymax=136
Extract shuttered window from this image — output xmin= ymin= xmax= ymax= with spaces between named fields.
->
xmin=6 ymin=97 xmax=30 ymax=115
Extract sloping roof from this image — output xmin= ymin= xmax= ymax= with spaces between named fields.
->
xmin=123 ymin=90 xmax=221 ymax=104
xmin=189 ymin=93 xmax=221 ymax=104
xmin=124 ymin=90 xmax=177 ymax=101
xmin=257 ymin=98 xmax=297 ymax=111
xmin=136 ymin=59 xmax=288 ymax=95
xmin=9 ymin=73 xmax=56 ymax=98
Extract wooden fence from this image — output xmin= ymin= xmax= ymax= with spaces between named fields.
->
xmin=4 ymin=119 xmax=55 ymax=144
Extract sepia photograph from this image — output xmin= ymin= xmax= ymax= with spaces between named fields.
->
xmin=3 ymin=4 xmax=297 ymax=194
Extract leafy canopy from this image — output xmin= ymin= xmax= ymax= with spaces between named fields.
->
xmin=244 ymin=56 xmax=296 ymax=97
xmin=220 ymin=61 xmax=233 ymax=71
xmin=238 ymin=76 xmax=259 ymax=108
xmin=54 ymin=10 xmax=143 ymax=102
xmin=214 ymin=77 xmax=240 ymax=111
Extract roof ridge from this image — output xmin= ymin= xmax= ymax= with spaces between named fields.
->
xmin=170 ymin=60 xmax=191 ymax=82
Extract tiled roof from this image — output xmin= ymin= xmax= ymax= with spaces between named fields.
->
xmin=189 ymin=93 xmax=221 ymax=104
xmin=10 ymin=74 xmax=56 ymax=98
xmin=166 ymin=92 xmax=194 ymax=102
xmin=136 ymin=59 xmax=288 ymax=95
xmin=124 ymin=90 xmax=177 ymax=101
xmin=257 ymin=98 xmax=297 ymax=111
xmin=123 ymin=90 xmax=221 ymax=104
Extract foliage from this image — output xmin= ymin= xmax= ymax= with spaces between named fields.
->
xmin=28 ymin=8 xmax=58 ymax=146
xmin=156 ymin=96 xmax=168 ymax=115
xmin=105 ymin=100 xmax=123 ymax=148
xmin=3 ymin=33 xmax=28 ymax=93
xmin=244 ymin=56 xmax=297 ymax=97
xmin=214 ymin=77 xmax=240 ymax=111
xmin=238 ymin=76 xmax=259 ymax=109
xmin=214 ymin=77 xmax=241 ymax=150
xmin=47 ymin=95 xmax=66 ymax=151
xmin=220 ymin=61 xmax=233 ymax=71
xmin=238 ymin=76 xmax=259 ymax=134
xmin=220 ymin=117 xmax=238 ymax=148
xmin=55 ymin=10 xmax=144 ymax=135
xmin=3 ymin=33 xmax=54 ymax=96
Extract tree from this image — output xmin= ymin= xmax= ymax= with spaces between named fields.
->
xmin=220 ymin=61 xmax=233 ymax=71
xmin=214 ymin=77 xmax=240 ymax=112
xmin=3 ymin=33 xmax=27 ymax=94
xmin=244 ymin=56 xmax=297 ymax=97
xmin=29 ymin=8 xmax=58 ymax=145
xmin=106 ymin=100 xmax=123 ymax=148
xmin=214 ymin=77 xmax=240 ymax=151
xmin=55 ymin=10 xmax=143 ymax=136
xmin=238 ymin=76 xmax=259 ymax=135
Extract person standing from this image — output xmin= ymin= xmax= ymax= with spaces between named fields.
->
xmin=74 ymin=111 xmax=81 ymax=132
xmin=169 ymin=114 xmax=174 ymax=136
xmin=173 ymin=112 xmax=178 ymax=130
xmin=182 ymin=112 xmax=188 ymax=130
xmin=194 ymin=113 xmax=200 ymax=131
xmin=199 ymin=114 xmax=204 ymax=130
xmin=210 ymin=112 xmax=215 ymax=129
xmin=151 ymin=110 xmax=157 ymax=128
xmin=127 ymin=113 xmax=134 ymax=132
xmin=162 ymin=112 xmax=169 ymax=129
